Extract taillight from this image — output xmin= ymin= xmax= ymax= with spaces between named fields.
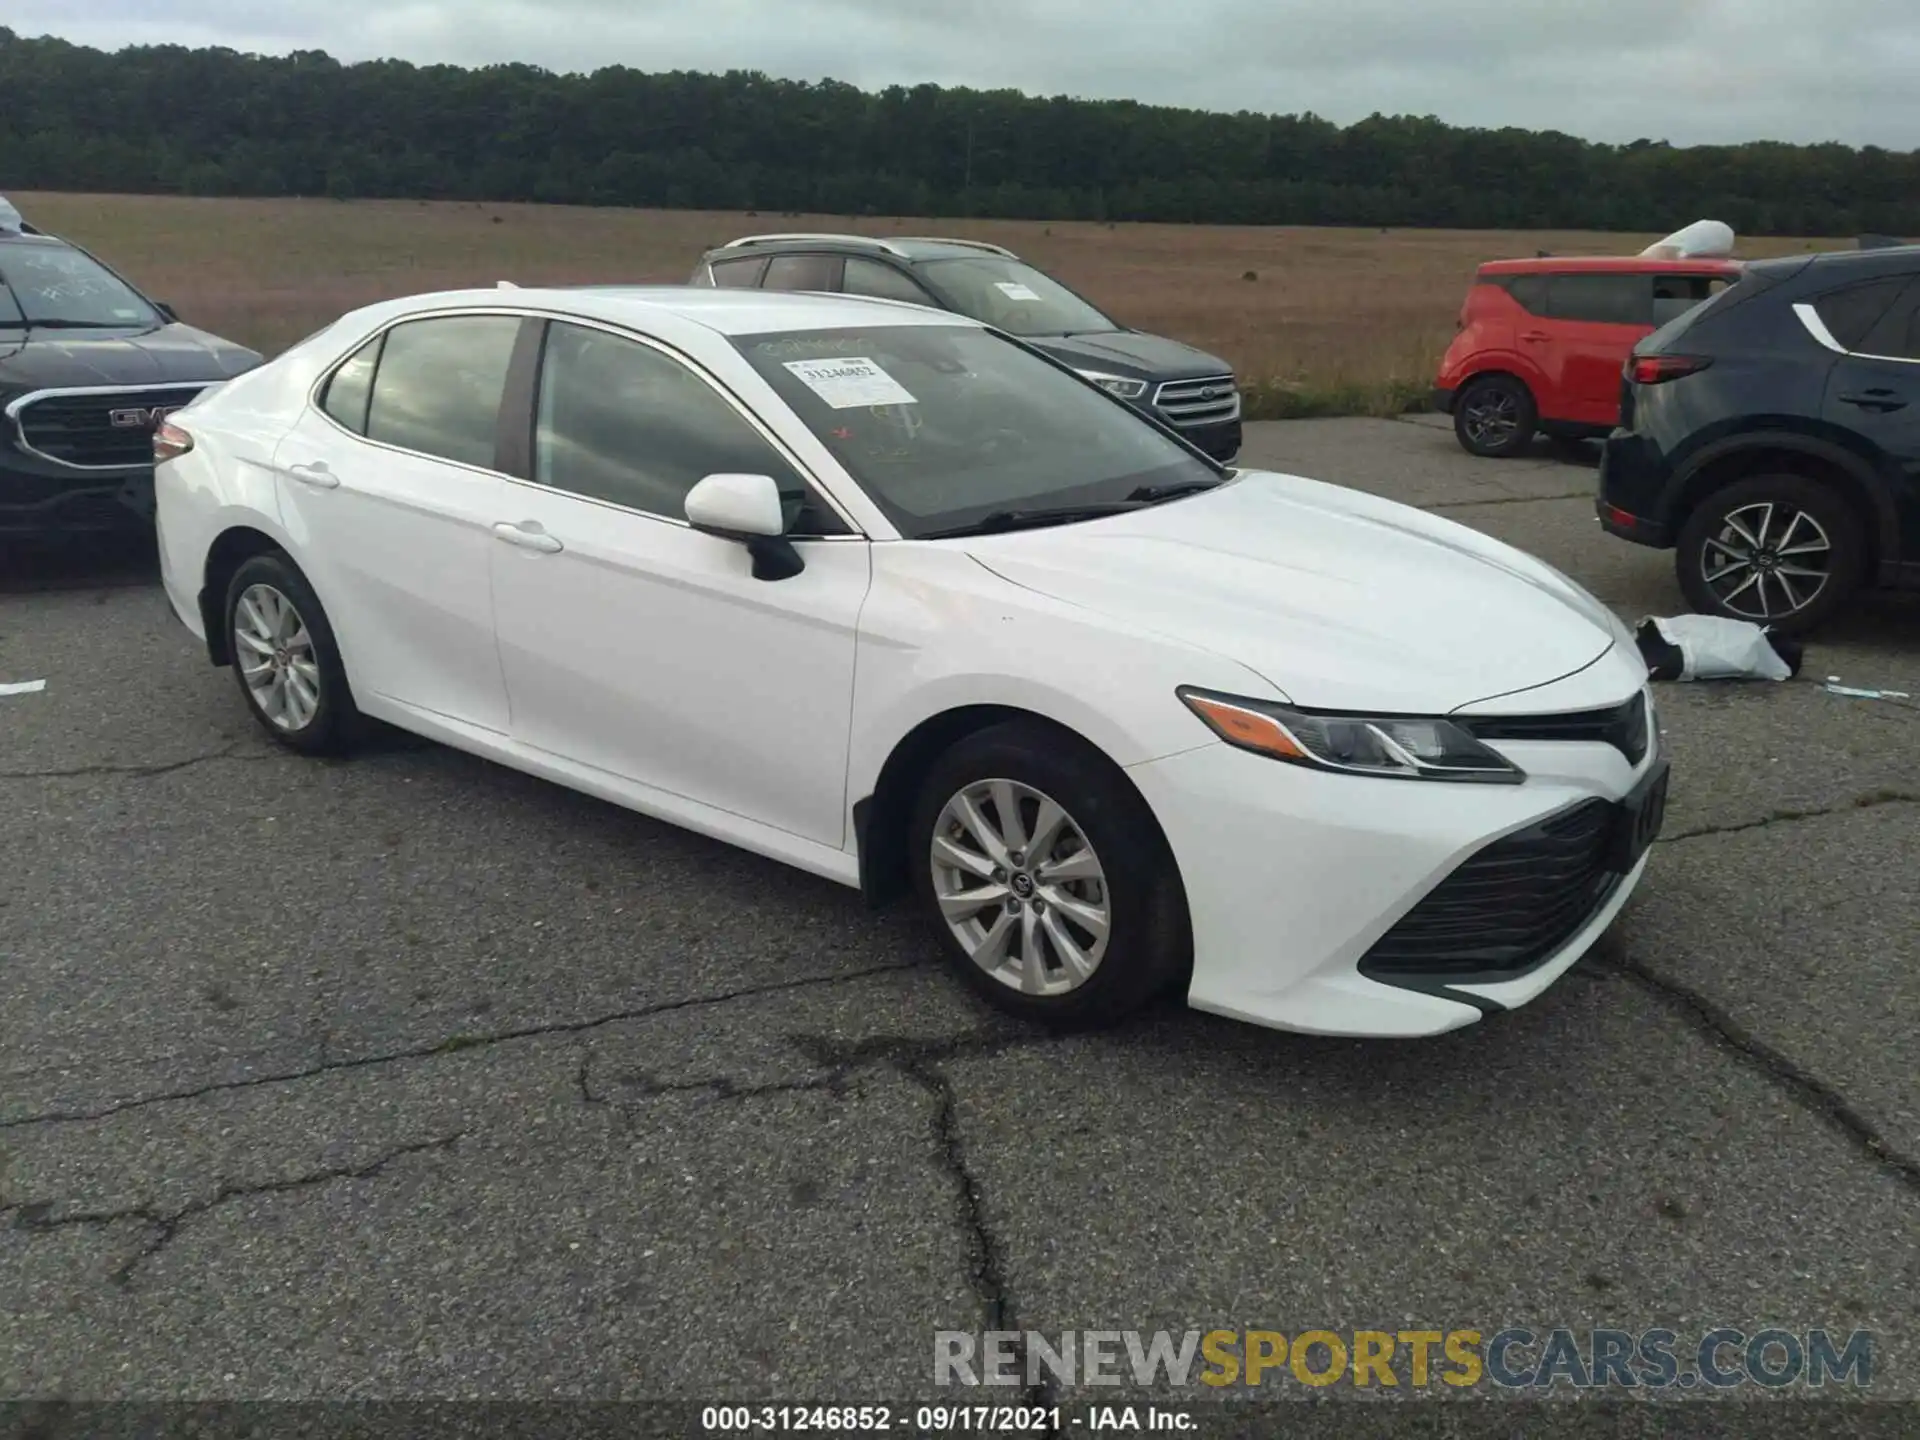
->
xmin=1628 ymin=355 xmax=1712 ymax=386
xmin=154 ymin=419 xmax=194 ymax=463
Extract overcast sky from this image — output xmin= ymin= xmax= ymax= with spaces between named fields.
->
xmin=13 ymin=0 xmax=1920 ymax=149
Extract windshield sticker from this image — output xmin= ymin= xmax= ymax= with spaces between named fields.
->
xmin=783 ymin=356 xmax=918 ymax=409
xmin=994 ymin=282 xmax=1042 ymax=302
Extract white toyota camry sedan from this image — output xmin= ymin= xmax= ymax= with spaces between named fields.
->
xmin=153 ymin=284 xmax=1667 ymax=1039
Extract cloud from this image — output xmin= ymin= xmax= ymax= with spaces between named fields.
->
xmin=12 ymin=0 xmax=1920 ymax=148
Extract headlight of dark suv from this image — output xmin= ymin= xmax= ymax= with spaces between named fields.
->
xmin=1073 ymin=369 xmax=1149 ymax=400
xmin=1177 ymin=687 xmax=1526 ymax=783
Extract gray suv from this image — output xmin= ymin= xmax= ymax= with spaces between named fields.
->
xmin=689 ymin=233 xmax=1242 ymax=462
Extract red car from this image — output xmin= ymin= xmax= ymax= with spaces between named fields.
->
xmin=1432 ymin=255 xmax=1743 ymax=457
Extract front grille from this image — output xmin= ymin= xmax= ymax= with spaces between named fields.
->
xmin=51 ymin=492 xmax=141 ymax=529
xmin=1458 ymin=692 xmax=1650 ymax=767
xmin=11 ymin=386 xmax=208 ymax=470
xmin=1153 ymin=374 xmax=1239 ymax=428
xmin=1361 ymin=799 xmax=1622 ymax=978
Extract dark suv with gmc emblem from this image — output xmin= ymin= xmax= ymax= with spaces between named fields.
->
xmin=690 ymin=233 xmax=1243 ymax=461
xmin=0 ymin=197 xmax=261 ymax=538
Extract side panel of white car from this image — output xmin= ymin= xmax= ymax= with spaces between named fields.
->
xmin=487 ymin=485 xmax=872 ymax=849
xmin=271 ymin=407 xmax=514 ymax=734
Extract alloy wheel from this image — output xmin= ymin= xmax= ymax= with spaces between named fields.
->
xmin=1699 ymin=501 xmax=1832 ymax=620
xmin=1462 ymin=389 xmax=1519 ymax=447
xmin=929 ymin=778 xmax=1111 ymax=997
xmin=234 ymin=582 xmax=321 ymax=731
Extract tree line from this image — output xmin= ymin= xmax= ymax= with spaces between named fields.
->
xmin=3 ymin=27 xmax=1917 ymax=236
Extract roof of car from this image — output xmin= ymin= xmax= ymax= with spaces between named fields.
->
xmin=1477 ymin=256 xmax=1743 ymax=276
xmin=357 ymin=283 xmax=985 ymax=337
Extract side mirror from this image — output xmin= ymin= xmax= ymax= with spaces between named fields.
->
xmin=154 ymin=302 xmax=178 ymax=322
xmin=684 ymin=472 xmax=804 ymax=581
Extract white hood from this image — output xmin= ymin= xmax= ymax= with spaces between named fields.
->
xmin=962 ymin=470 xmax=1623 ymax=714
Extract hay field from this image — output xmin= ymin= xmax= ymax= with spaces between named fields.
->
xmin=12 ymin=193 xmax=1842 ymax=417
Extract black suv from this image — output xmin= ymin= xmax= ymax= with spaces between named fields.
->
xmin=0 ymin=197 xmax=261 ymax=538
xmin=689 ymin=233 xmax=1243 ymax=462
xmin=1598 ymin=243 xmax=1920 ymax=633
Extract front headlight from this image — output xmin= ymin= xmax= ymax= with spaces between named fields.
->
xmin=1074 ymin=369 xmax=1148 ymax=400
xmin=1177 ymin=687 xmax=1526 ymax=783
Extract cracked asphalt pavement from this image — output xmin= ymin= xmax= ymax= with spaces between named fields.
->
xmin=3 ymin=416 xmax=1918 ymax=1413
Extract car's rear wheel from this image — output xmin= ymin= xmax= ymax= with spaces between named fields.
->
xmin=1453 ymin=375 xmax=1538 ymax=458
xmin=225 ymin=552 xmax=362 ymax=753
xmin=910 ymin=720 xmax=1189 ymax=1028
xmin=1675 ymin=473 xmax=1868 ymax=635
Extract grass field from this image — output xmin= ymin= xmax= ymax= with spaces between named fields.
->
xmin=14 ymin=193 xmax=1845 ymax=419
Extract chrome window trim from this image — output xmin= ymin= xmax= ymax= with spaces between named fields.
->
xmin=1794 ymin=302 xmax=1848 ymax=354
xmin=301 ymin=304 xmax=871 ymax=541
xmin=4 ymin=381 xmax=215 ymax=471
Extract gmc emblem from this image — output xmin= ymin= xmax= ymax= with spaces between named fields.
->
xmin=109 ymin=404 xmax=183 ymax=429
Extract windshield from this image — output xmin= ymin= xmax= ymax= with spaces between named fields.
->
xmin=914 ymin=257 xmax=1118 ymax=337
xmin=732 ymin=324 xmax=1220 ymax=538
xmin=0 ymin=242 xmax=160 ymax=329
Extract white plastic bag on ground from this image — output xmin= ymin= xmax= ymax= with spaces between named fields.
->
xmin=1635 ymin=615 xmax=1798 ymax=682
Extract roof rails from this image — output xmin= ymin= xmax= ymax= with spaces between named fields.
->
xmin=894 ymin=236 xmax=1020 ymax=259
xmin=721 ymin=232 xmax=910 ymax=257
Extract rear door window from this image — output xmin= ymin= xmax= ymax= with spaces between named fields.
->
xmin=1502 ymin=275 xmax=1548 ymax=314
xmin=319 ymin=333 xmax=382 ymax=434
xmin=842 ymin=257 xmax=938 ymax=306
xmin=763 ymin=254 xmax=843 ymax=292
xmin=1545 ymin=274 xmax=1653 ymax=326
xmin=1810 ymin=277 xmax=1910 ymax=351
xmin=1854 ymin=278 xmax=1920 ymax=360
xmin=363 ymin=314 xmax=522 ymax=470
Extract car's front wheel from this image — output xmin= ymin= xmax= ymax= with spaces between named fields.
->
xmin=1453 ymin=374 xmax=1538 ymax=458
xmin=225 ymin=552 xmax=362 ymax=753
xmin=1674 ymin=473 xmax=1868 ymax=635
xmin=910 ymin=720 xmax=1190 ymax=1028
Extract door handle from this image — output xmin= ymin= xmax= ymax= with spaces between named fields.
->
xmin=492 ymin=521 xmax=563 ymax=553
xmin=1838 ymin=389 xmax=1907 ymax=412
xmin=1521 ymin=330 xmax=1551 ymax=343
xmin=285 ymin=461 xmax=340 ymax=489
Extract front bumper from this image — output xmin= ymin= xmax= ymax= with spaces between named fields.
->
xmin=1430 ymin=385 xmax=1456 ymax=414
xmin=1128 ymin=697 xmax=1664 ymax=1038
xmin=0 ymin=453 xmax=156 ymax=537
xmin=1171 ymin=415 xmax=1242 ymax=463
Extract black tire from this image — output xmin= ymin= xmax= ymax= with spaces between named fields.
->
xmin=1453 ymin=374 xmax=1538 ymax=458
xmin=909 ymin=719 xmax=1190 ymax=1029
xmin=223 ymin=551 xmax=363 ymax=754
xmin=1674 ymin=472 xmax=1868 ymax=636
